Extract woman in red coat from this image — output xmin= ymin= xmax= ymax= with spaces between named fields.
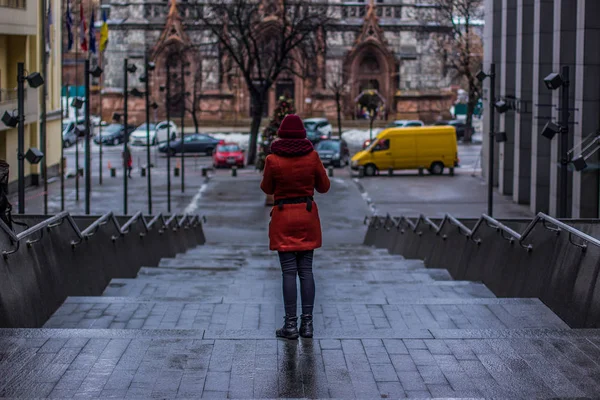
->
xmin=261 ymin=114 xmax=330 ymax=339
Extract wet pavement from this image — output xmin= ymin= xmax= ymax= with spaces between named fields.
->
xmin=2 ymin=174 xmax=600 ymax=398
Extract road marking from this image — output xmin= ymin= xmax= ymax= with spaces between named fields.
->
xmin=184 ymin=183 xmax=209 ymax=215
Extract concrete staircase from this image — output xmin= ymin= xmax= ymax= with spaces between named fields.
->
xmin=1 ymin=243 xmax=599 ymax=398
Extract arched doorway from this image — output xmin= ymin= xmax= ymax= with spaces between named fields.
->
xmin=345 ymin=43 xmax=395 ymax=120
xmin=358 ymin=54 xmax=381 ymax=93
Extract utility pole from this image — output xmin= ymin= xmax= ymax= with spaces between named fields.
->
xmin=180 ymin=60 xmax=185 ymax=193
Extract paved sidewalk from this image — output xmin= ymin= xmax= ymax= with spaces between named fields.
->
xmin=0 ymin=173 xmax=599 ymax=398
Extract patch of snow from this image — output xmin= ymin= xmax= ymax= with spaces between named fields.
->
xmin=341 ymin=129 xmax=383 ymax=148
xmin=209 ymin=132 xmax=251 ymax=150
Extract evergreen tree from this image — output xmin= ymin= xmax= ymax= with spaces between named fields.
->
xmin=257 ymin=96 xmax=295 ymax=170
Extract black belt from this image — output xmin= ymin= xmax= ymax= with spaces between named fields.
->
xmin=275 ymin=196 xmax=314 ymax=212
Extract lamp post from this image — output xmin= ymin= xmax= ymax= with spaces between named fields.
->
xmin=123 ymin=59 xmax=137 ymax=215
xmin=1 ymin=63 xmax=44 ymax=214
xmin=543 ymin=66 xmax=570 ymax=218
xmin=476 ymin=64 xmax=496 ymax=217
xmin=84 ymin=61 xmax=103 ymax=214
xmin=141 ymin=56 xmax=155 ymax=215
xmin=166 ymin=62 xmax=172 ymax=212
xmin=180 ymin=60 xmax=190 ymax=193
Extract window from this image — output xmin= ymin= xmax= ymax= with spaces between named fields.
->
xmin=184 ymin=135 xmax=199 ymax=143
xmin=0 ymin=0 xmax=26 ymax=9
xmin=406 ymin=122 xmax=423 ymax=127
xmin=373 ymin=139 xmax=390 ymax=151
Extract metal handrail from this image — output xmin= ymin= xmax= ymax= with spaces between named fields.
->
xmin=0 ymin=211 xmax=201 ymax=258
xmin=415 ymin=214 xmax=440 ymax=232
xmin=519 ymin=212 xmax=600 ymax=252
xmin=395 ymin=216 xmax=416 ymax=232
xmin=470 ymin=214 xmax=532 ymax=250
xmin=374 ymin=211 xmax=599 ymax=253
xmin=437 ymin=214 xmax=472 ymax=238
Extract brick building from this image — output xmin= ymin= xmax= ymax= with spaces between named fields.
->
xmin=95 ymin=0 xmax=459 ymax=125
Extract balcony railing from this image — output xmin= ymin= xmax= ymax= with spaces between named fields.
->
xmin=0 ymin=0 xmax=26 ymax=9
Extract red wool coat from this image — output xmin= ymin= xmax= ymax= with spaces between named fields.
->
xmin=260 ymin=151 xmax=331 ymax=252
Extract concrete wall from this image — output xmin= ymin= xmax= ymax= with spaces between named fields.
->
xmin=484 ymin=0 xmax=600 ymax=218
xmin=365 ymin=215 xmax=600 ymax=328
xmin=0 ymin=214 xmax=205 ymax=328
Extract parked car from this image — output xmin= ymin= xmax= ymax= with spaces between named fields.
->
xmin=363 ymin=120 xmax=426 ymax=149
xmin=129 ymin=121 xmax=178 ymax=146
xmin=304 ymin=118 xmax=333 ymax=144
xmin=62 ymin=121 xmax=80 ymax=148
xmin=315 ymin=139 xmax=350 ymax=168
xmin=93 ymin=124 xmax=135 ymax=146
xmin=433 ymin=120 xmax=472 ymax=140
xmin=385 ymin=120 xmax=425 ymax=128
xmin=159 ymin=133 xmax=221 ymax=155
xmin=212 ymin=143 xmax=245 ymax=168
xmin=62 ymin=119 xmax=86 ymax=138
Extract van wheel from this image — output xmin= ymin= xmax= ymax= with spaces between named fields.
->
xmin=364 ymin=164 xmax=377 ymax=177
xmin=429 ymin=162 xmax=445 ymax=175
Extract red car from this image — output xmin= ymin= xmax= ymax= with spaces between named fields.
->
xmin=212 ymin=142 xmax=245 ymax=168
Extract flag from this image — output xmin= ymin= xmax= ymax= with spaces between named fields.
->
xmin=100 ymin=9 xmax=109 ymax=52
xmin=66 ymin=0 xmax=73 ymax=51
xmin=89 ymin=9 xmax=96 ymax=54
xmin=80 ymin=3 xmax=88 ymax=52
xmin=45 ymin=0 xmax=53 ymax=53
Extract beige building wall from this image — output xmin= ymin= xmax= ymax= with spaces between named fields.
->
xmin=0 ymin=0 xmax=62 ymax=187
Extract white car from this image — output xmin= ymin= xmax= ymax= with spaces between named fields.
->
xmin=129 ymin=121 xmax=178 ymax=146
xmin=385 ymin=119 xmax=425 ymax=128
xmin=303 ymin=118 xmax=333 ymax=143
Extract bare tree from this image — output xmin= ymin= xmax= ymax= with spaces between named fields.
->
xmin=197 ymin=0 xmax=331 ymax=164
xmin=325 ymin=62 xmax=351 ymax=137
xmin=420 ymin=0 xmax=483 ymax=142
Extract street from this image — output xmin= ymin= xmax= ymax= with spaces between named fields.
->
xmin=10 ymin=130 xmax=525 ymax=220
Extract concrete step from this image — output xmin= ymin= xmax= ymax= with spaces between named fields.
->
xmin=1 ymin=328 xmax=599 ymax=398
xmin=136 ymin=266 xmax=454 ymax=282
xmin=101 ymin=279 xmax=496 ymax=301
xmin=45 ymin=297 xmax=568 ymax=331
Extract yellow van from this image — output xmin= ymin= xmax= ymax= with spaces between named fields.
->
xmin=351 ymin=126 xmax=458 ymax=176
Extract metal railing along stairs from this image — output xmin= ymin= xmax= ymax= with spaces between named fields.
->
xmin=367 ymin=212 xmax=600 ymax=253
xmin=0 ymin=211 xmax=206 ymax=258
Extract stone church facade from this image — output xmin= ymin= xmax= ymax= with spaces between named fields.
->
xmin=101 ymin=0 xmax=454 ymax=124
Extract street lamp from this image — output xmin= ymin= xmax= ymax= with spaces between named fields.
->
xmin=84 ymin=60 xmax=103 ymax=214
xmin=543 ymin=66 xmax=570 ymax=218
xmin=476 ymin=63 xmax=496 ymax=217
xmin=160 ymin=62 xmax=173 ymax=213
xmin=180 ymin=60 xmax=191 ymax=193
xmin=123 ymin=59 xmax=137 ymax=215
xmin=140 ymin=54 xmax=155 ymax=215
xmin=71 ymin=96 xmax=84 ymax=203
xmin=0 ymin=63 xmax=44 ymax=214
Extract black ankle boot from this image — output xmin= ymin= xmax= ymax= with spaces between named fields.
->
xmin=299 ymin=314 xmax=313 ymax=338
xmin=276 ymin=315 xmax=299 ymax=340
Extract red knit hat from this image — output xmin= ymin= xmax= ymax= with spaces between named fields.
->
xmin=277 ymin=114 xmax=306 ymax=139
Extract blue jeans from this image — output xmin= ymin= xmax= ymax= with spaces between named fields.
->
xmin=278 ymin=250 xmax=315 ymax=316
